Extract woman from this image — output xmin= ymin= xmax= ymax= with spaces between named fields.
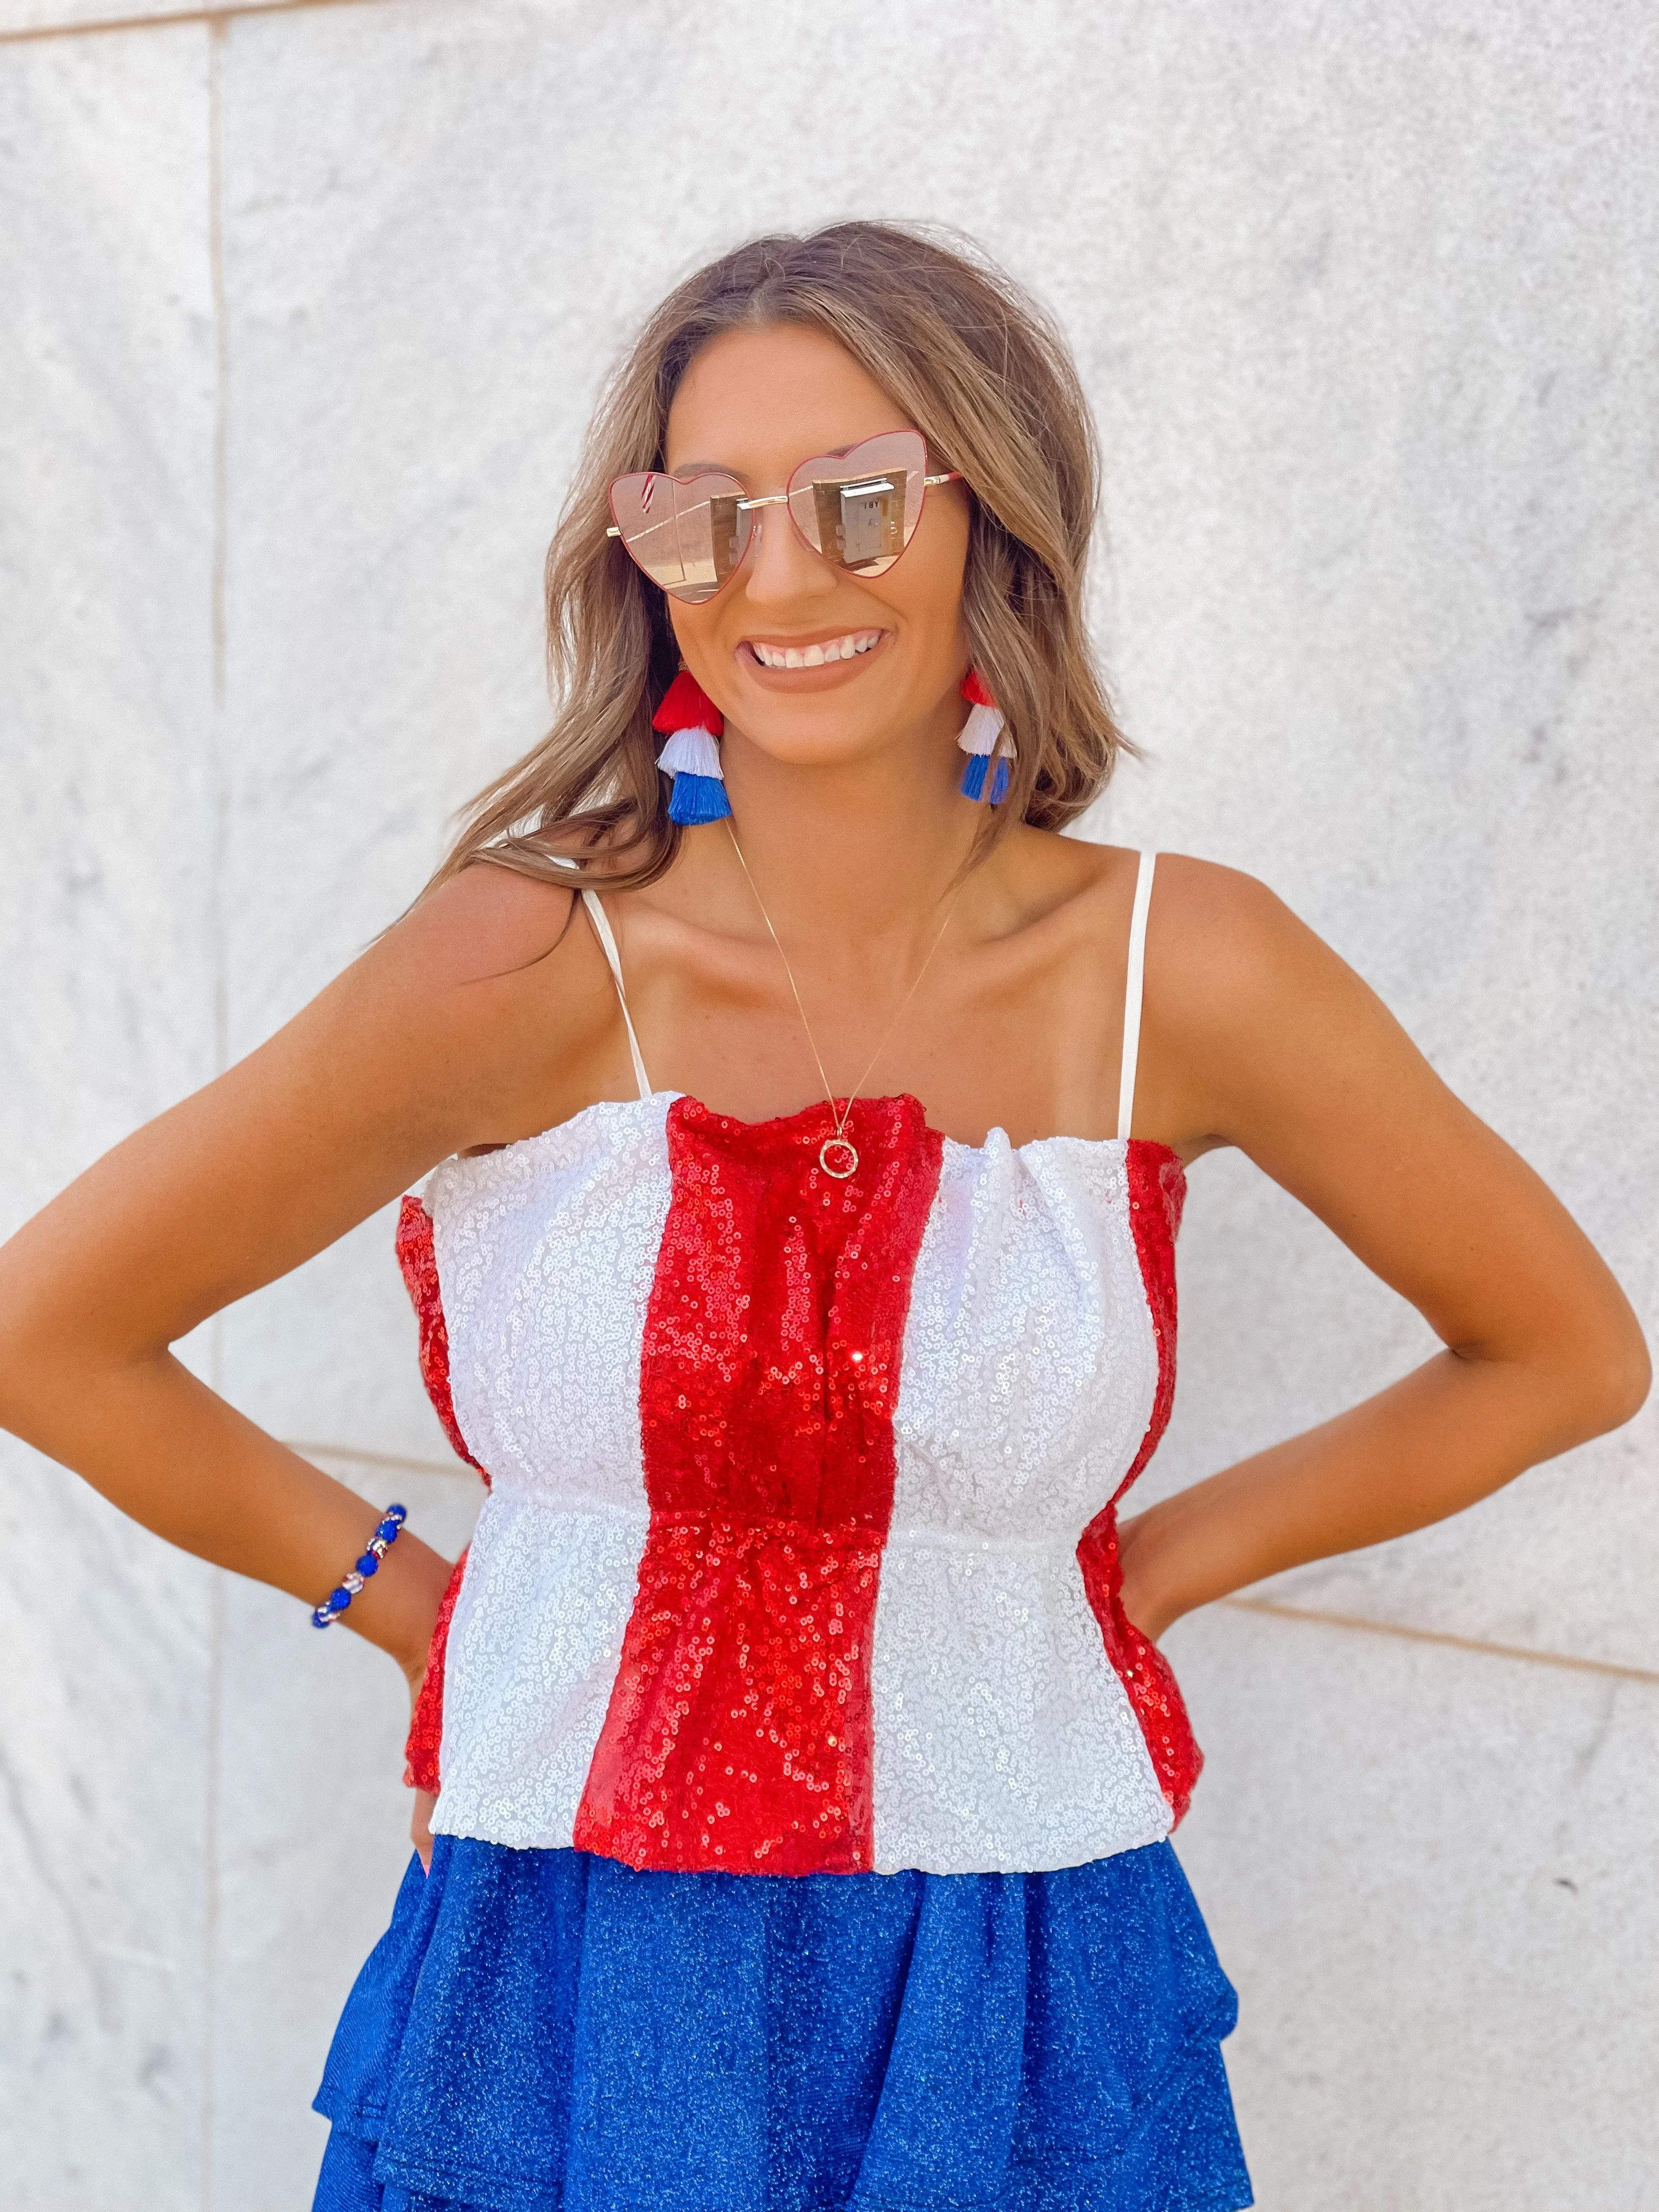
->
xmin=0 ymin=223 xmax=1645 ymax=2211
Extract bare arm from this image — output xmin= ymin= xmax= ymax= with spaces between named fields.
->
xmin=0 ymin=867 xmax=622 ymax=1682
xmin=1119 ymin=859 xmax=1650 ymax=1639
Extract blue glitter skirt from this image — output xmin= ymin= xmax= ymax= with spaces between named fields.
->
xmin=312 ymin=1837 xmax=1251 ymax=2212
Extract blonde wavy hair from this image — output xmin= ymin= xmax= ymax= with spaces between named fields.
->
xmin=431 ymin=221 xmax=1128 ymax=895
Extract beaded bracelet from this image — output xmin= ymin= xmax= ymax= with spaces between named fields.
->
xmin=310 ymin=1503 xmax=407 ymax=1629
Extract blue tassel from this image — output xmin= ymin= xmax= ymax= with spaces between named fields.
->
xmin=959 ymin=754 xmax=1011 ymax=805
xmin=668 ymin=772 xmax=732 ymax=825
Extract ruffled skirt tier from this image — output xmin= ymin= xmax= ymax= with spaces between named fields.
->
xmin=313 ymin=1837 xmax=1251 ymax=2212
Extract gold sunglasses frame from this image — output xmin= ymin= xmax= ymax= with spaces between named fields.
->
xmin=604 ymin=442 xmax=962 ymax=595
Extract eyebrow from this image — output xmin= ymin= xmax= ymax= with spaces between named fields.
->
xmin=658 ymin=459 xmax=751 ymax=483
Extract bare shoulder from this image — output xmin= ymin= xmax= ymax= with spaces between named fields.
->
xmin=1130 ymin=850 xmax=1414 ymax=1161
xmin=1142 ymin=851 xmax=1330 ymax=1014
xmin=370 ymin=859 xmax=583 ymax=993
xmin=1000 ymin=832 xmax=1297 ymax=986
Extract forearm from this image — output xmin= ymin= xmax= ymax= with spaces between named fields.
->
xmin=1121 ymin=1344 xmax=1632 ymax=1640
xmin=0 ymin=1350 xmax=450 ymax=1676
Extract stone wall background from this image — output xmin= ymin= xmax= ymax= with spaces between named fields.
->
xmin=1 ymin=2 xmax=1655 ymax=2205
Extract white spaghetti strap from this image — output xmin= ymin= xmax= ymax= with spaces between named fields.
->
xmin=1115 ymin=852 xmax=1157 ymax=1142
xmin=580 ymin=889 xmax=652 ymax=1101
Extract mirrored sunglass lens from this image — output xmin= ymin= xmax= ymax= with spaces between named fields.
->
xmin=789 ymin=432 xmax=928 ymax=575
xmin=612 ymin=473 xmax=749 ymax=603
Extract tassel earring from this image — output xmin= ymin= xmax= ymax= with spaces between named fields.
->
xmin=653 ymin=671 xmax=732 ymax=825
xmin=957 ymin=670 xmax=1014 ymax=804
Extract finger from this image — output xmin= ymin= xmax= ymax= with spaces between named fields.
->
xmin=410 ymin=1787 xmax=437 ymax=1873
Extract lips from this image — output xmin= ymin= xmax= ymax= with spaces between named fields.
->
xmin=747 ymin=629 xmax=885 ymax=670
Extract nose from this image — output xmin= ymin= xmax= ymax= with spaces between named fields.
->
xmin=740 ymin=503 xmax=839 ymax=612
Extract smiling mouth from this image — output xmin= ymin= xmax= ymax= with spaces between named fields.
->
xmin=746 ymin=629 xmax=887 ymax=670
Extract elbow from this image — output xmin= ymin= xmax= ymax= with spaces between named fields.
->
xmin=1567 ymin=1318 xmax=1651 ymax=1443
xmin=1604 ymin=1333 xmax=1652 ymax=1431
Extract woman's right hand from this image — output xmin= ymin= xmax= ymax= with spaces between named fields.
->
xmin=410 ymin=1787 xmax=438 ymax=1872
xmin=404 ymin=1640 xmax=444 ymax=1872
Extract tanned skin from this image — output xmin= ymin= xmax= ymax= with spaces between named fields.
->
xmin=0 ymin=324 xmax=1647 ymax=1870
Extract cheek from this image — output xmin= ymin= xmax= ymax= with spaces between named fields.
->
xmin=892 ymin=512 xmax=970 ymax=660
xmin=667 ymin=597 xmax=720 ymax=670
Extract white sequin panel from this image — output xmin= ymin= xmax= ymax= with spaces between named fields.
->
xmin=890 ymin=1135 xmax=1160 ymax=1541
xmin=870 ymin=1134 xmax=1170 ymax=1873
xmin=424 ymin=1096 xmax=674 ymax=1505
xmin=869 ymin=1532 xmax=1171 ymax=1873
xmin=431 ymin=1490 xmax=650 ymax=1849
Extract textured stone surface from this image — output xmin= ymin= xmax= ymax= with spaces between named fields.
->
xmin=0 ymin=22 xmax=218 ymax=2207
xmin=1169 ymin=1601 xmax=1659 ymax=2209
xmin=2 ymin=0 xmax=1655 ymax=2204
xmin=1082 ymin=0 xmax=1659 ymax=1677
xmin=207 ymin=1452 xmax=481 ymax=2204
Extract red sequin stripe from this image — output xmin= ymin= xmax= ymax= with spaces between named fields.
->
xmin=403 ymin=1549 xmax=469 ymax=1792
xmin=394 ymin=1195 xmax=489 ymax=1792
xmin=575 ymin=1094 xmax=943 ymax=1875
xmin=395 ymin=1195 xmax=489 ymax=1483
xmin=1076 ymin=1142 xmax=1202 ymax=1824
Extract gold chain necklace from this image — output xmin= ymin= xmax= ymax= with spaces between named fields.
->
xmin=725 ymin=821 xmax=967 ymax=1180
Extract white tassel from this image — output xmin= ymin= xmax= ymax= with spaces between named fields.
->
xmin=956 ymin=701 xmax=1013 ymax=761
xmin=658 ymin=726 xmax=725 ymax=781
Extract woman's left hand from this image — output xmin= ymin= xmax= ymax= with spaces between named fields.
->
xmin=1119 ymin=857 xmax=1650 ymax=1636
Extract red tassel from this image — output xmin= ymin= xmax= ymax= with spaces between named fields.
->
xmin=960 ymin=668 xmax=997 ymax=709
xmin=653 ymin=670 xmax=724 ymax=736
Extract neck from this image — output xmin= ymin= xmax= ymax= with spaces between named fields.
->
xmin=711 ymin=709 xmax=986 ymax=949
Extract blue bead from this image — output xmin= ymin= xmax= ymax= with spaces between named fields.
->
xmin=668 ymin=772 xmax=732 ymax=826
xmin=356 ymin=1553 xmax=380 ymax=1576
xmin=329 ymin=1586 xmax=352 ymax=1611
xmin=385 ymin=1502 xmax=407 ymax=1523
xmin=376 ymin=1519 xmax=400 ymax=1543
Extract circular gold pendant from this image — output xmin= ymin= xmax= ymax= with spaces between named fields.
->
xmin=819 ymin=1136 xmax=859 ymax=1180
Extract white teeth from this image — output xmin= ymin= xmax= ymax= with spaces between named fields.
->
xmin=752 ymin=631 xmax=879 ymax=668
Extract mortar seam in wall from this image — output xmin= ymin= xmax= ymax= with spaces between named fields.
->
xmin=202 ymin=21 xmax=227 ymax=2200
xmin=285 ymin=1439 xmax=476 ymax=1479
xmin=1218 ymin=1595 xmax=1659 ymax=1688
xmin=0 ymin=0 xmax=399 ymax=45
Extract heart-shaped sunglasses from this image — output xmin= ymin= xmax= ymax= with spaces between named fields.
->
xmin=607 ymin=429 xmax=961 ymax=606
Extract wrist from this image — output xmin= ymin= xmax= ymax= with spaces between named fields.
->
xmin=1115 ymin=1502 xmax=1192 ymax=1643
xmin=344 ymin=1532 xmax=454 ymax=1681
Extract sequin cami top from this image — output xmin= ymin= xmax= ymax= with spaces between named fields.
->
xmin=394 ymin=851 xmax=1199 ymax=1879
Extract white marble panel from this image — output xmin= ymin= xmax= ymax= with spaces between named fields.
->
xmin=1135 ymin=1148 xmax=1659 ymax=1677
xmin=216 ymin=1201 xmax=460 ymax=1469
xmin=207 ymin=1452 xmax=482 ymax=2210
xmin=0 ymin=21 xmax=219 ymax=1227
xmin=1067 ymin=1 xmax=1659 ymax=1675
xmin=0 ymin=1445 xmax=218 ymax=2209
xmin=1167 ymin=1601 xmax=1659 ymax=2210
xmin=0 ymin=20 xmax=218 ymax=2204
